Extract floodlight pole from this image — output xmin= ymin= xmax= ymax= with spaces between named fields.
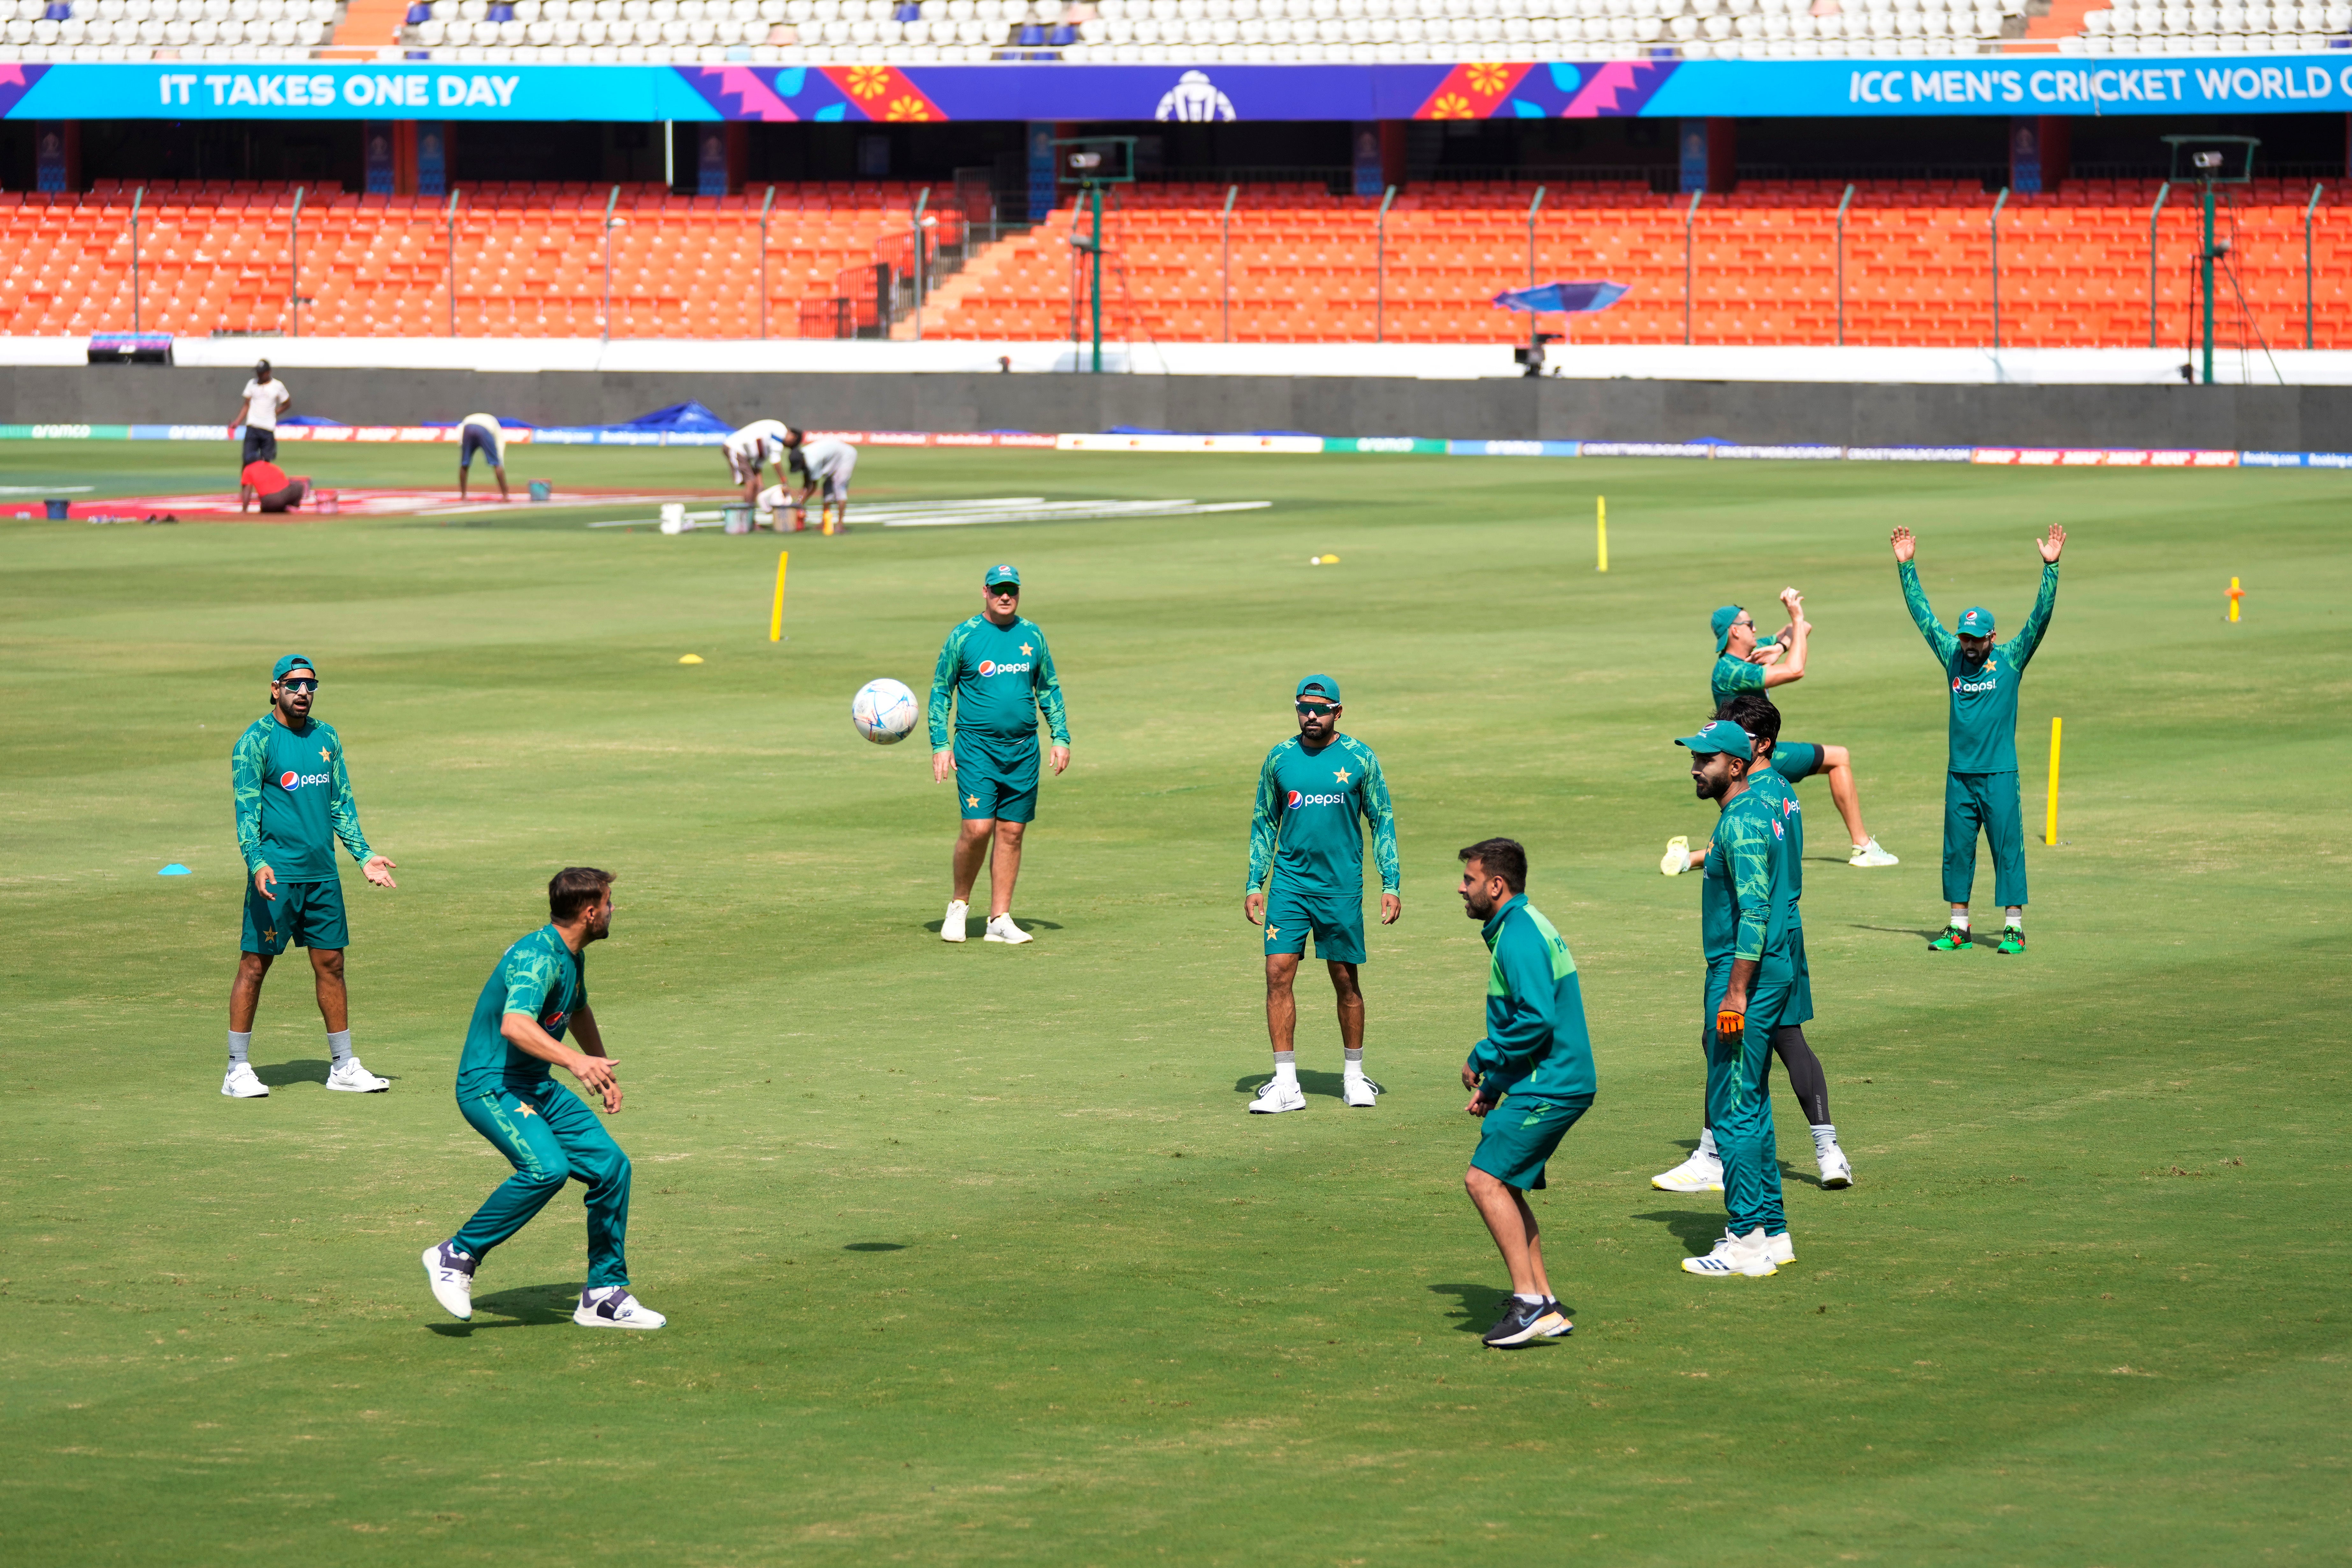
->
xmin=445 ymin=188 xmax=462 ymax=339
xmin=2306 ymin=182 xmax=2324 ymax=352
xmin=1682 ymin=189 xmax=1703 ymax=346
xmin=1374 ymin=183 xmax=1395 ymax=344
xmin=1525 ymin=184 xmax=1544 ymax=357
xmin=1989 ymin=185 xmax=2008 ymax=353
xmin=1834 ymin=181 xmax=1853 ymax=346
xmin=2200 ymin=174 xmax=2218 ymax=386
xmin=128 ymin=184 xmax=141 ymax=338
xmin=2147 ymin=180 xmax=2169 ymax=349
xmin=1221 ymin=183 xmax=1237 ymax=343
xmin=912 ymin=185 xmax=930 ymax=342
xmin=289 ymin=184 xmax=304 ymax=338
xmin=758 ymin=183 xmax=775 ymax=340
xmin=601 ymin=184 xmax=620 ymax=344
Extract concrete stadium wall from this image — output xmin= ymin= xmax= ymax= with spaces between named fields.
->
xmin=7 ymin=366 xmax=2348 ymax=451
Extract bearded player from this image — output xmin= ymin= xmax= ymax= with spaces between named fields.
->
xmin=1242 ymin=675 xmax=1399 ymax=1113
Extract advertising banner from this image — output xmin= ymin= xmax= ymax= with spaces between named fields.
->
xmin=6 ymin=56 xmax=2352 ymax=122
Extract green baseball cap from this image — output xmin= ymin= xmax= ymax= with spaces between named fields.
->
xmin=1710 ymin=605 xmax=1745 ymax=655
xmin=983 ymin=563 xmax=1021 ymax=588
xmin=1956 ymin=606 xmax=1995 ymax=635
xmin=1676 ymin=718 xmax=1753 ymax=760
xmin=271 ymin=654 xmax=317 ymax=681
xmin=1295 ymin=673 xmax=1341 ymax=703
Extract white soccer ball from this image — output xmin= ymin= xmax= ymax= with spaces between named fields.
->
xmin=851 ymin=678 xmax=919 ymax=745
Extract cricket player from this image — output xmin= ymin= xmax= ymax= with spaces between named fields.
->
xmin=1675 ymin=718 xmax=1799 ymax=1279
xmin=1242 ymin=675 xmax=1399 ymax=1113
xmin=223 ymin=655 xmax=398 ymax=1099
xmin=456 ymin=412 xmax=509 ymax=501
xmin=421 ymin=867 xmax=664 ymax=1331
xmin=781 ymin=428 xmax=858 ymax=534
xmin=1654 ymin=693 xmax=1852 ymax=1194
xmin=1457 ymin=837 xmax=1595 ymax=1347
xmin=1893 ymin=524 xmax=2065 ymax=953
xmin=723 ymin=417 xmax=789 ymax=503
xmin=1667 ymin=589 xmax=1898 ymax=871
xmin=928 ymin=564 xmax=1071 ymax=946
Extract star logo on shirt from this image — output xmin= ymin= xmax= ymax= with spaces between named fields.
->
xmin=1333 ymin=767 xmax=1351 ymax=784
xmin=1984 ymin=659 xmax=1998 ymax=673
xmin=1020 ymin=643 xmax=1033 ymax=656
xmin=513 ymin=1100 xmax=537 ymax=1118
xmin=318 ymin=746 xmax=331 ymax=763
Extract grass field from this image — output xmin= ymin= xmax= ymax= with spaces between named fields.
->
xmin=3 ymin=439 xmax=2348 ymax=1567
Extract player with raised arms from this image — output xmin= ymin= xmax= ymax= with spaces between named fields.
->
xmin=1674 ymin=718 xmax=1800 ymax=1280
xmin=1242 ymin=675 xmax=1399 ymax=1113
xmin=1654 ymin=693 xmax=1852 ymax=1195
xmin=929 ymin=564 xmax=1071 ymax=946
xmin=1665 ymin=589 xmax=1899 ymax=874
xmin=1893 ymin=523 xmax=2065 ymax=953
xmin=421 ymin=867 xmax=665 ymax=1331
xmin=223 ymin=655 xmax=398 ymax=1099
xmin=1456 ymin=837 xmax=1596 ymax=1347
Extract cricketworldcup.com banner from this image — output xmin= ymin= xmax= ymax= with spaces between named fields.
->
xmin=3 ymin=55 xmax=2352 ymax=121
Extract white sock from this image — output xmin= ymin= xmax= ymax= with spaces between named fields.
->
xmin=227 ymin=1030 xmax=251 ymax=1066
xmin=947 ymin=897 xmax=967 ymax=909
xmin=1697 ymin=1127 xmax=1719 ymax=1161
xmin=1949 ymin=910 xmax=1971 ymax=931
xmin=1273 ymin=1051 xmax=1297 ymax=1087
xmin=1811 ymin=1122 xmax=1838 ymax=1151
xmin=1343 ymin=1047 xmax=1365 ymax=1079
xmin=2004 ymin=909 xmax=2024 ymax=929
xmin=327 ymin=1029 xmax=353 ymax=1067
xmin=1514 ymin=1292 xmax=1544 ymax=1305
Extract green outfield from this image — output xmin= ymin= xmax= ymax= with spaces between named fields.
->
xmin=3 ymin=439 xmax=2346 ymax=1566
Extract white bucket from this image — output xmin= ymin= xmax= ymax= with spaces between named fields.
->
xmin=658 ymin=502 xmax=686 ymax=535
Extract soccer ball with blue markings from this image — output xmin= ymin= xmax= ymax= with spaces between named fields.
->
xmin=851 ymin=678 xmax=919 ymax=746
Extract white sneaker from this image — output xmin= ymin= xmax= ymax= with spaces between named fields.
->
xmin=1659 ymin=835 xmax=1692 ymax=876
xmin=1651 ymin=1152 xmax=1724 ymax=1192
xmin=941 ymin=898 xmax=968 ymax=942
xmin=982 ymin=913 xmax=1032 ymax=945
xmin=1817 ymin=1143 xmax=1853 ymax=1189
xmin=326 ymin=1057 xmax=389 ymax=1093
xmin=1342 ymin=1073 xmax=1381 ymax=1108
xmin=1765 ymin=1231 xmax=1796 ymax=1268
xmin=421 ymin=1242 xmax=475 ymax=1320
xmin=1682 ymin=1227 xmax=1778 ymax=1278
xmin=1248 ymin=1078 xmax=1306 ymax=1114
xmin=221 ymin=1061 xmax=269 ymax=1098
xmin=574 ymin=1286 xmax=665 ymax=1330
xmin=1848 ymin=838 xmax=1900 ymax=867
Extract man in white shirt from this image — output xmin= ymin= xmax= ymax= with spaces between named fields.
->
xmin=781 ymin=428 xmax=858 ymax=535
xmin=231 ymin=360 xmax=292 ymax=469
xmin=723 ymin=418 xmax=788 ymax=505
xmin=457 ymin=412 xmax=509 ymax=501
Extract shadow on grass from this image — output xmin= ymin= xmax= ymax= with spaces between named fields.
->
xmin=921 ymin=917 xmax=1068 ymax=934
xmin=1848 ymin=923 xmax=1953 ymax=943
xmin=255 ymin=1058 xmax=330 ymax=1087
xmin=1632 ymin=1208 xmax=1731 ymax=1254
xmin=1428 ymin=1283 xmax=1576 ymax=1346
xmin=427 ymin=1281 xmax=583 ymax=1336
xmin=1228 ymin=1069 xmax=1350 ymax=1101
xmin=843 ymin=1241 xmax=908 ymax=1252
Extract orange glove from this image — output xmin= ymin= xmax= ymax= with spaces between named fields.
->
xmin=1715 ymin=1007 xmax=1745 ymax=1047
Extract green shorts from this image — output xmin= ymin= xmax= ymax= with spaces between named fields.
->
xmin=954 ymin=741 xmax=1039 ymax=824
xmin=1773 ymin=742 xmax=1823 ymax=782
xmin=1471 ymin=1092 xmax=1593 ymax=1191
xmin=242 ymin=875 xmax=348 ymax=955
xmin=1263 ymin=881 xmax=1367 ymax=965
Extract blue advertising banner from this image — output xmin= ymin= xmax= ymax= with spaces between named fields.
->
xmin=3 ymin=57 xmax=2352 ymax=122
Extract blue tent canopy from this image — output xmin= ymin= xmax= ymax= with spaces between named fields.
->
xmin=615 ymin=400 xmax=735 ymax=434
xmin=1492 ymin=281 xmax=1628 ymax=314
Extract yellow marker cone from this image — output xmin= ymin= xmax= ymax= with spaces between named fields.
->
xmin=679 ymin=654 xmax=704 ymax=665
xmin=2227 ymin=576 xmax=2243 ymax=623
xmin=2044 ymin=716 xmax=2062 ymax=845
xmin=1597 ymin=496 xmax=1608 ymax=573
xmin=770 ymin=550 xmax=790 ymax=642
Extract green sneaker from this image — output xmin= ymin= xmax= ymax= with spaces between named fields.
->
xmin=1996 ymin=926 xmax=2025 ymax=954
xmin=1929 ymin=925 xmax=1972 ymax=951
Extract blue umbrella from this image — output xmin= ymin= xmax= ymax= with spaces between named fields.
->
xmin=1492 ymin=281 xmax=1628 ymax=314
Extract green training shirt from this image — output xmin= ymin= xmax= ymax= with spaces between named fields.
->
xmin=455 ymin=925 xmax=585 ymax=1099
xmin=926 ymin=614 xmax=1071 ymax=758
xmin=230 ymin=712 xmax=371 ymax=882
xmin=1900 ymin=558 xmax=2060 ymax=774
xmin=1745 ymin=765 xmax=1805 ymax=923
xmin=1467 ymin=893 xmax=1597 ymax=1101
xmin=1699 ymin=787 xmax=1791 ymax=968
xmin=1244 ymin=733 xmax=1400 ymax=898
xmin=1710 ymin=651 xmax=1769 ymax=714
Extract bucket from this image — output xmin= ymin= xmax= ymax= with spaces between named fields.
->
xmin=528 ymin=479 xmax=551 ymax=503
xmin=44 ymin=498 xmax=68 ymax=519
xmin=658 ymin=502 xmax=687 ymax=536
xmin=315 ymin=490 xmax=339 ymax=515
xmin=721 ymin=502 xmax=752 ymax=535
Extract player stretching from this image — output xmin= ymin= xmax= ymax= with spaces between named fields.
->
xmin=929 ymin=564 xmax=1071 ymax=946
xmin=1654 ymin=693 xmax=1852 ymax=1194
xmin=723 ymin=417 xmax=788 ymax=505
xmin=1893 ymin=524 xmax=2064 ymax=953
xmin=1457 ymin=838 xmax=1595 ymax=1347
xmin=1675 ymin=719 xmax=1799 ymax=1279
xmin=223 ymin=655 xmax=398 ymax=1099
xmin=421 ymin=868 xmax=664 ymax=1330
xmin=1242 ymin=675 xmax=1399 ymax=1113
xmin=1668 ymin=591 xmax=1897 ymax=872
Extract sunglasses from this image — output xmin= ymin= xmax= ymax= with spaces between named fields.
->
xmin=987 ymin=585 xmax=1020 ymax=597
xmin=1296 ymin=701 xmax=1339 ymax=717
xmin=278 ymin=678 xmax=318 ymax=693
